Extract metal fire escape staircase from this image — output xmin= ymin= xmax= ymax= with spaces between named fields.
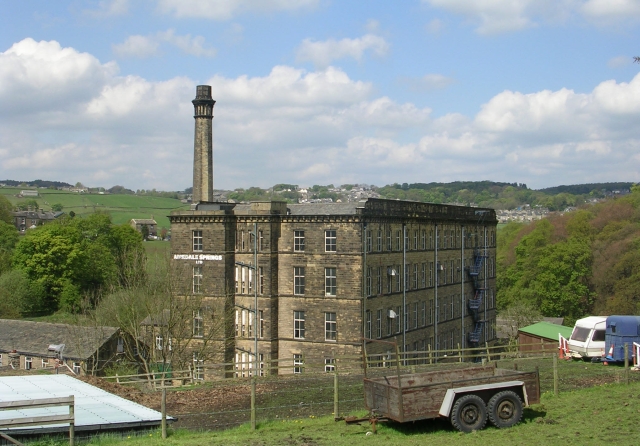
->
xmin=467 ymin=247 xmax=488 ymax=344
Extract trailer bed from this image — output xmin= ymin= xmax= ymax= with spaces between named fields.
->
xmin=364 ymin=365 xmax=540 ymax=423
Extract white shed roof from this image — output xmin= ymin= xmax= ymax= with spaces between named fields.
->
xmin=0 ymin=375 xmax=173 ymax=435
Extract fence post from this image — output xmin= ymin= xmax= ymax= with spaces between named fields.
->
xmin=458 ymin=343 xmax=462 ymax=363
xmin=553 ymin=355 xmax=558 ymax=396
xmin=333 ymin=367 xmax=339 ymax=420
xmin=624 ymin=342 xmax=629 ymax=385
xmin=69 ymin=396 xmax=75 ymax=446
xmin=541 ymin=339 xmax=545 ymax=357
xmin=161 ymin=388 xmax=167 ymax=439
xmin=428 ymin=344 xmax=432 ymax=365
xmin=251 ymin=376 xmax=256 ymax=430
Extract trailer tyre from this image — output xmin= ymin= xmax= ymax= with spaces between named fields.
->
xmin=487 ymin=391 xmax=523 ymax=428
xmin=451 ymin=394 xmax=487 ymax=433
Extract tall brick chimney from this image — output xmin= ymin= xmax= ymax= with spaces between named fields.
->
xmin=192 ymin=85 xmax=216 ymax=203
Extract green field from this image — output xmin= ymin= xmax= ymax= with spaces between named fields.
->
xmin=1 ymin=187 xmax=189 ymax=229
xmin=29 ymin=378 xmax=640 ymax=446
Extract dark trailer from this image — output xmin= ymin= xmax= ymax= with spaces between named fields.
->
xmin=603 ymin=315 xmax=640 ymax=363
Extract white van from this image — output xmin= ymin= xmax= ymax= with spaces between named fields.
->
xmin=567 ymin=316 xmax=606 ymax=359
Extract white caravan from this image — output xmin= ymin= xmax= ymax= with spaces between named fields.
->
xmin=567 ymin=316 xmax=606 ymax=359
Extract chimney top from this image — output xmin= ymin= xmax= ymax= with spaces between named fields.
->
xmin=195 ymin=85 xmax=212 ymax=100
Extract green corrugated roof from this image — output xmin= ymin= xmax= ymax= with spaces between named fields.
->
xmin=518 ymin=321 xmax=573 ymax=340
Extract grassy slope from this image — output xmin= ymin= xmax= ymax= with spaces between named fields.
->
xmin=0 ymin=187 xmax=188 ymax=228
xmin=47 ymin=378 xmax=640 ymax=446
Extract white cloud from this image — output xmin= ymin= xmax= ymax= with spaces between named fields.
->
xmin=422 ymin=0 xmax=640 ymax=34
xmin=401 ymin=74 xmax=455 ymax=92
xmin=425 ymin=18 xmax=444 ymax=34
xmin=2 ymin=38 xmax=640 ymax=191
xmin=84 ymin=0 xmax=129 ymax=17
xmin=608 ymin=55 xmax=631 ymax=68
xmin=113 ymin=30 xmax=216 ymax=58
xmin=155 ymin=0 xmax=319 ymax=20
xmin=296 ymin=34 xmax=389 ymax=68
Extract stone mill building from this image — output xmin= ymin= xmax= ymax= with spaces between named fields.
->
xmin=170 ymin=86 xmax=498 ymax=378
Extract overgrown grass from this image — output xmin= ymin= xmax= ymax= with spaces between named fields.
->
xmin=27 ymin=378 xmax=640 ymax=446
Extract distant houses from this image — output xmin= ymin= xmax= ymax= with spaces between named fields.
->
xmin=130 ymin=218 xmax=158 ymax=238
xmin=12 ymin=209 xmax=64 ymax=232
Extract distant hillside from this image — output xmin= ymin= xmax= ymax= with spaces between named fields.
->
xmin=0 ymin=179 xmax=72 ymax=189
xmin=537 ymin=182 xmax=633 ymax=195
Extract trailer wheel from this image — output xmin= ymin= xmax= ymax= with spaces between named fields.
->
xmin=450 ymin=394 xmax=487 ymax=433
xmin=487 ymin=390 xmax=523 ymax=428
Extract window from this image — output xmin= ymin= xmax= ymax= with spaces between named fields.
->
xmin=294 ymin=230 xmax=305 ymax=252
xmin=413 ymin=230 xmax=418 ymax=250
xmin=366 ymin=229 xmax=372 ymax=252
xmin=156 ymin=335 xmax=163 ymax=350
xmin=450 ymin=260 xmax=455 ymax=284
xmin=41 ymin=358 xmax=49 ymax=368
xmin=376 ymin=229 xmax=382 ymax=252
xmin=365 ymin=310 xmax=372 ymax=339
xmin=192 ymin=230 xmax=203 ymax=251
xmin=259 ymin=230 xmax=264 ymax=251
xmin=235 ymin=310 xmax=239 ymax=336
xmin=396 ymin=306 xmax=401 ymax=333
xmin=193 ymin=309 xmax=204 ymax=337
xmin=241 ymin=230 xmax=245 ymax=251
xmin=450 ymin=230 xmax=455 ymax=248
xmin=413 ymin=264 xmax=418 ymax=289
xmin=0 ymin=354 xmax=3 ymax=366
xmin=387 ymin=230 xmax=392 ymax=251
xmin=73 ymin=362 xmax=81 ymax=375
xmin=376 ymin=309 xmax=382 ymax=338
xmin=249 ymin=268 xmax=253 ymax=294
xmin=259 ymin=310 xmax=264 ymax=338
xmin=396 ymin=265 xmax=401 ymax=292
xmin=421 ymin=230 xmax=426 ymax=250
xmin=235 ymin=266 xmax=239 ymax=293
xmin=193 ymin=353 xmax=204 ymax=380
xmin=404 ymin=305 xmax=409 ymax=331
xmin=248 ymin=310 xmax=253 ymax=337
xmin=293 ymin=354 xmax=304 ymax=374
xmin=429 ymin=299 xmax=434 ymax=324
xmin=387 ymin=309 xmax=393 ymax=336
xmin=325 ymin=229 xmax=337 ymax=252
xmin=294 ymin=311 xmax=305 ymax=339
xmin=365 ymin=267 xmax=372 ymax=296
xmin=376 ymin=266 xmax=382 ymax=295
xmin=294 ymin=267 xmax=305 ymax=295
xmin=404 ymin=264 xmax=410 ymax=291
xmin=421 ymin=301 xmax=426 ymax=327
xmin=387 ymin=267 xmax=393 ymax=293
xmin=325 ymin=267 xmax=337 ymax=296
xmin=396 ymin=230 xmax=401 ymax=251
xmin=421 ymin=263 xmax=426 ymax=288
xmin=404 ymin=231 xmax=409 ymax=251
xmin=241 ymin=267 xmax=246 ymax=294
xmin=259 ymin=267 xmax=264 ymax=294
xmin=325 ymin=358 xmax=336 ymax=373
xmin=193 ymin=266 xmax=203 ymax=294
xmin=325 ymin=312 xmax=337 ymax=341
xmin=413 ymin=302 xmax=418 ymax=329
xmin=443 ymin=229 xmax=448 ymax=248
xmin=429 ymin=230 xmax=433 ymax=249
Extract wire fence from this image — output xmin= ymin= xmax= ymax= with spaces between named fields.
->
xmin=150 ymin=343 xmax=640 ymax=431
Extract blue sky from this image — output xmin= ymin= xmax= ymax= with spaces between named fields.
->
xmin=1 ymin=0 xmax=640 ymax=192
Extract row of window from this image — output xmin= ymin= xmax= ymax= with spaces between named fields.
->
xmin=364 ymin=292 xmax=495 ymax=339
xmin=0 ymin=354 xmax=81 ymax=374
xmin=192 ymin=227 xmax=495 ymax=254
xmin=235 ymin=309 xmax=264 ymax=338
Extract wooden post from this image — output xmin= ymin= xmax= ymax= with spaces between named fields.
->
xmin=485 ymin=342 xmax=491 ymax=362
xmin=553 ymin=355 xmax=558 ymax=396
xmin=69 ymin=396 xmax=75 ymax=446
xmin=428 ymin=344 xmax=432 ymax=365
xmin=251 ymin=376 xmax=256 ymax=430
xmin=541 ymin=338 xmax=545 ymax=356
xmin=115 ymin=373 xmax=119 ymax=384
xmin=458 ymin=343 xmax=462 ymax=363
xmin=333 ymin=368 xmax=339 ymax=420
xmin=624 ymin=342 xmax=629 ymax=385
xmin=161 ymin=388 xmax=167 ymax=439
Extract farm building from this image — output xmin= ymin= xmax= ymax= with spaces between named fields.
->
xmin=0 ymin=320 xmax=122 ymax=376
xmin=130 ymin=218 xmax=158 ymax=238
xmin=518 ymin=321 xmax=572 ymax=354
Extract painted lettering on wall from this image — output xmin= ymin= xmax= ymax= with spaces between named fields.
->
xmin=173 ymin=254 xmax=222 ymax=261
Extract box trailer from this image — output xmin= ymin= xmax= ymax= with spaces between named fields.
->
xmin=602 ymin=315 xmax=640 ymax=363
xmin=361 ymin=364 xmax=540 ymax=433
xmin=567 ymin=316 xmax=606 ymax=359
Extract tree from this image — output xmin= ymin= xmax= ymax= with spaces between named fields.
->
xmin=0 ymin=195 xmax=12 ymax=224
xmin=0 ymin=269 xmax=46 ymax=318
xmin=141 ymin=224 xmax=149 ymax=241
xmin=17 ymin=199 xmax=39 ymax=211
xmin=0 ymin=221 xmax=19 ymax=275
xmin=51 ymin=203 xmax=64 ymax=211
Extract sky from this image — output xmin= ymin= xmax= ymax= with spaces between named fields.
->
xmin=1 ymin=1 xmax=640 ymax=192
